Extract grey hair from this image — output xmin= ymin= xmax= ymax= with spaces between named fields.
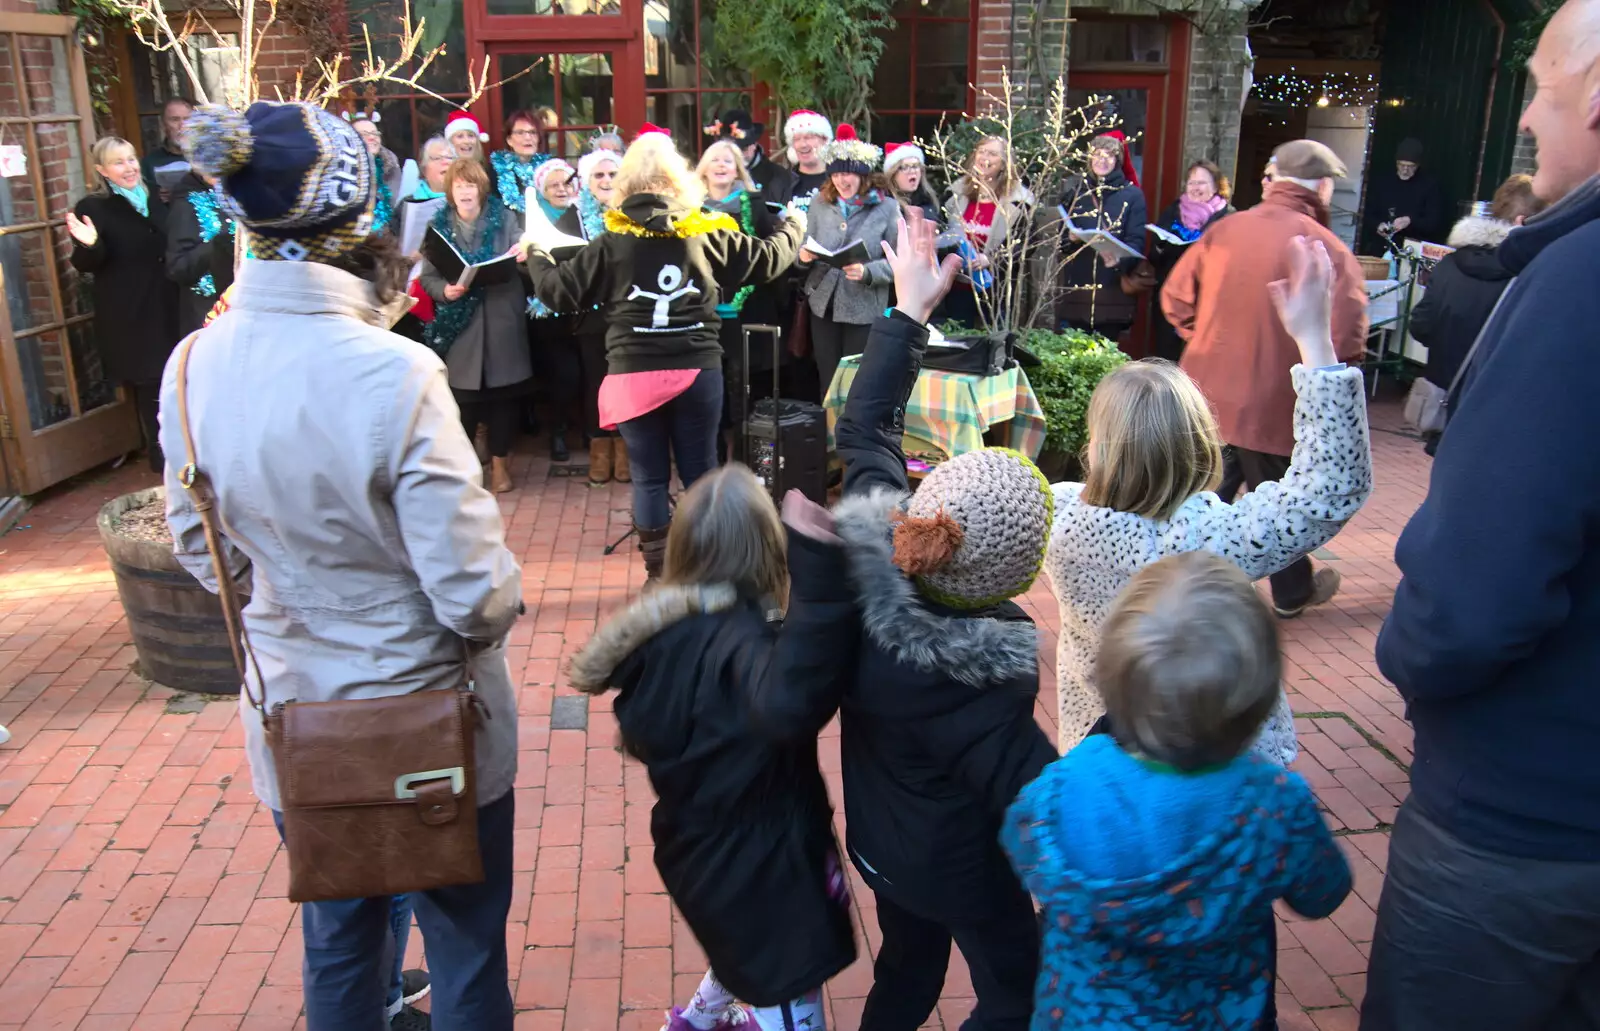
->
xmin=419 ymin=134 xmax=456 ymax=164
xmin=1275 ymin=173 xmax=1327 ymax=192
xmin=1096 ymin=551 xmax=1281 ymax=770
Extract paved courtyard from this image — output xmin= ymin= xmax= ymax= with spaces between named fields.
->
xmin=0 ymin=400 xmax=1431 ymax=1031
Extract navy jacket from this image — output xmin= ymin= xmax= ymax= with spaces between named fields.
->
xmin=1376 ymin=175 xmax=1600 ymax=860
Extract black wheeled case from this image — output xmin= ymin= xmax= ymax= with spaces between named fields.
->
xmin=740 ymin=323 xmax=828 ymax=505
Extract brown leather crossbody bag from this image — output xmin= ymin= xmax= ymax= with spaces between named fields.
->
xmin=174 ymin=334 xmax=486 ymax=904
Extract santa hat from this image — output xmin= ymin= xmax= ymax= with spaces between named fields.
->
xmin=577 ymin=148 xmax=619 ymax=184
xmin=637 ymin=122 xmax=671 ymax=139
xmin=443 ymin=110 xmax=488 ymax=143
xmin=824 ymin=124 xmax=881 ymax=177
xmin=784 ymin=109 xmax=833 ymax=143
xmin=784 ymin=109 xmax=833 ymax=164
xmin=882 ymin=141 xmax=926 ymax=178
xmin=1101 ymin=130 xmax=1140 ymax=188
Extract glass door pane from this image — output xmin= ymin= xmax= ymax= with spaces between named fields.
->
xmin=496 ymin=51 xmax=616 ymax=158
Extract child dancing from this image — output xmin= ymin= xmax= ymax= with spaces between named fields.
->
xmin=567 ymin=463 xmax=856 ymax=1031
xmin=1002 ymin=550 xmax=1353 ymax=1029
xmin=1047 ymin=235 xmax=1373 ymax=759
xmin=769 ymin=209 xmax=1059 ymax=1031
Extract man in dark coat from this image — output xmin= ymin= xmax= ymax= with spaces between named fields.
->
xmin=141 ymin=97 xmax=194 ymax=204
xmin=166 ymin=171 xmax=236 ymax=339
xmin=1363 ymin=4 xmax=1600 ymax=1026
xmin=1361 ymin=137 xmax=1446 ymax=254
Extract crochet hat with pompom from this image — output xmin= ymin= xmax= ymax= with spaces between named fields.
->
xmin=824 ymin=124 xmax=882 ymax=177
xmin=533 ymin=158 xmax=576 ymax=196
xmin=892 ymin=447 xmax=1054 ymax=609
xmin=186 ymin=102 xmax=376 ymax=262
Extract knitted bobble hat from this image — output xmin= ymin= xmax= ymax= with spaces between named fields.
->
xmin=892 ymin=447 xmax=1054 ymax=609
xmin=186 ymin=101 xmax=376 ymax=263
xmin=444 ymin=111 xmax=489 ymax=143
xmin=533 ymin=158 xmax=576 ymax=196
xmin=882 ymin=141 xmax=927 ymax=178
xmin=824 ymin=124 xmax=881 ymax=177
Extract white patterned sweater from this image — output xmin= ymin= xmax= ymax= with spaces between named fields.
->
xmin=1044 ymin=365 xmax=1373 ymax=764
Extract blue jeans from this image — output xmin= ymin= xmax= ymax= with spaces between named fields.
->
xmin=616 ymin=367 xmax=723 ymax=528
xmin=386 ymin=894 xmax=415 ymax=1012
xmin=272 ymin=791 xmax=515 ymax=1031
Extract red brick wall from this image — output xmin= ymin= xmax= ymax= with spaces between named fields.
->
xmin=251 ymin=19 xmax=318 ymax=103
xmin=975 ymin=0 xmax=1012 ymax=109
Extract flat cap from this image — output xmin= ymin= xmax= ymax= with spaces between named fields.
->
xmin=1271 ymin=139 xmax=1347 ymax=180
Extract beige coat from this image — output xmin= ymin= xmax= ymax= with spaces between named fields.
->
xmin=159 ymin=259 xmax=524 ymax=812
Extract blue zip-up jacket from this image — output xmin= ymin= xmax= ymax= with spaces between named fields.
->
xmin=1376 ymin=174 xmax=1600 ymax=860
xmin=1002 ymin=735 xmax=1350 ymax=1030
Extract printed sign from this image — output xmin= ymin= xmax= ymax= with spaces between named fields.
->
xmin=0 ymin=145 xmax=26 ymax=178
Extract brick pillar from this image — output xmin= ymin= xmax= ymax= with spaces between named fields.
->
xmin=1510 ymin=79 xmax=1537 ymax=177
xmin=975 ymin=0 xmax=1013 ymax=110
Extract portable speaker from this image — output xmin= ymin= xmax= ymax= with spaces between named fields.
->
xmin=740 ymin=324 xmax=829 ymax=505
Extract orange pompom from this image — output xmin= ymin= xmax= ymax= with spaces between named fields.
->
xmin=890 ymin=509 xmax=964 ymax=577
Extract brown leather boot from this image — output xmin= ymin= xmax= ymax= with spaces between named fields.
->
xmin=637 ymin=524 xmax=669 ymax=581
xmin=611 ymin=436 xmax=631 ymax=483
xmin=588 ymin=437 xmax=613 ymax=485
xmin=489 ymin=457 xmax=513 ymax=494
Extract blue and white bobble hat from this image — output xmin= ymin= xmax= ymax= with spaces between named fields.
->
xmin=185 ymin=101 xmax=377 ymax=262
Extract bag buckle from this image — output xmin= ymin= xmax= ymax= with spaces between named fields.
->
xmin=395 ymin=767 xmax=465 ymax=799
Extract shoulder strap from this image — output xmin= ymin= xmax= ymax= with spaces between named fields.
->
xmin=174 ymin=334 xmax=268 ymax=722
xmin=1443 ymin=275 xmax=1516 ymax=409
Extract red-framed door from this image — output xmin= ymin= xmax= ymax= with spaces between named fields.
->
xmin=1068 ymin=18 xmax=1191 ymax=356
xmin=466 ymin=0 xmax=645 ymax=155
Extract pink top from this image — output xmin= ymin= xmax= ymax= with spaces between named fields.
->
xmin=597 ymin=369 xmax=703 ymax=429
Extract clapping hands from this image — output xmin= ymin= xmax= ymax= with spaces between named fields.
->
xmin=881 ymin=207 xmax=963 ymax=326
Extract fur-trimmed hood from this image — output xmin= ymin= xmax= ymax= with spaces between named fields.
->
xmin=1447 ymin=214 xmax=1514 ymax=250
xmin=831 ymin=488 xmax=1039 ymax=688
xmin=568 ymin=583 xmax=739 ymax=692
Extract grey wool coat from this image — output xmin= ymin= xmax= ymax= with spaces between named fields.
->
xmin=419 ymin=203 xmax=534 ymax=392
xmin=802 ymin=193 xmax=899 ymax=325
xmin=159 ymin=259 xmax=525 ymax=813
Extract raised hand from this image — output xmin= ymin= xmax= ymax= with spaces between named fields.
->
xmin=1268 ymin=235 xmax=1338 ymax=369
xmin=65 ymin=211 xmax=97 ymax=247
xmin=781 ymin=489 xmax=838 ymax=543
xmin=881 ymin=207 xmax=962 ymax=326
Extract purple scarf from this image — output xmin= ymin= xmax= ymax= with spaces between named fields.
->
xmin=1179 ymin=193 xmax=1227 ymax=232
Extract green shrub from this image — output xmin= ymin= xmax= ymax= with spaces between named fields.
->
xmin=1018 ymin=327 xmax=1128 ymax=457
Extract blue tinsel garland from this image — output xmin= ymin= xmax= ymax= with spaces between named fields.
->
xmin=491 ymin=150 xmax=549 ymax=213
xmin=187 ymin=188 xmax=236 ymax=298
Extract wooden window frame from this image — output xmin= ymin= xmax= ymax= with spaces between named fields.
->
xmin=873 ymin=0 xmax=980 ymax=136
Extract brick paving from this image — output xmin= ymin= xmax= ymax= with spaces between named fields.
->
xmin=0 ymin=400 xmax=1430 ymax=1030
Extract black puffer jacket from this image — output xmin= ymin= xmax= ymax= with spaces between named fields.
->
xmin=527 ymin=191 xmax=803 ymax=374
xmin=1409 ymin=214 xmax=1516 ymax=390
xmin=768 ymin=313 xmax=1058 ymax=920
xmin=567 ymin=579 xmax=857 ymax=1006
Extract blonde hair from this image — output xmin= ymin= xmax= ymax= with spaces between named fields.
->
xmin=1081 ymin=360 xmax=1224 ymax=521
xmin=663 ymin=465 xmax=788 ymax=606
xmin=1097 ymin=552 xmax=1281 ymax=770
xmin=613 ymin=132 xmax=705 ymax=211
xmin=89 ymin=136 xmax=141 ymax=197
xmin=696 ymin=139 xmax=757 ymax=194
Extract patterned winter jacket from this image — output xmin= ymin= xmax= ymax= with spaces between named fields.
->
xmin=1045 ymin=364 xmax=1372 ymax=758
xmin=1002 ymin=734 xmax=1352 ymax=1031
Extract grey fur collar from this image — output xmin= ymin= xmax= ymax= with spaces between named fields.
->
xmin=831 ymin=488 xmax=1038 ymax=688
xmin=568 ymin=583 xmax=738 ymax=693
xmin=1447 ymin=214 xmax=1512 ymax=249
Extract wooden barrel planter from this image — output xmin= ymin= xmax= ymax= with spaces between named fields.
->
xmin=97 ymin=487 xmax=251 ymax=695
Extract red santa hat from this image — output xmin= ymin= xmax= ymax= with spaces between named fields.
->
xmin=882 ymin=141 xmax=927 ymax=178
xmin=784 ymin=109 xmax=834 ymax=144
xmin=1102 ymin=130 xmax=1140 ymax=188
xmin=637 ymin=122 xmax=672 ymax=139
xmin=443 ymin=110 xmax=489 ymax=143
